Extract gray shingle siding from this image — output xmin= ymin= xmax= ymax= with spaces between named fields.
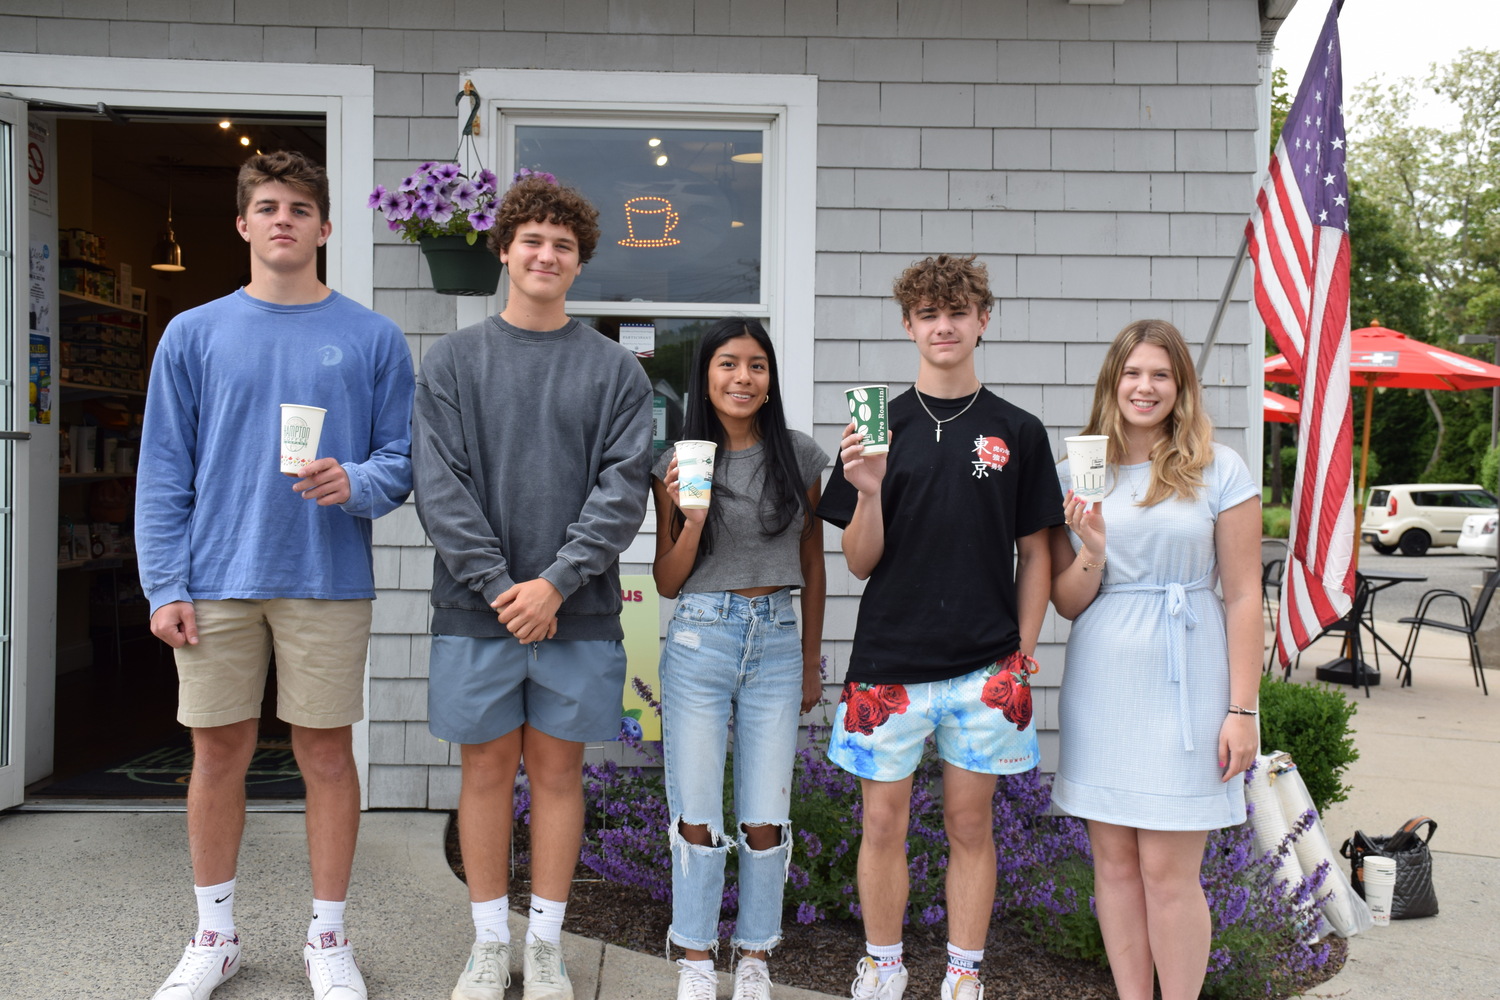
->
xmin=8 ymin=0 xmax=1266 ymax=805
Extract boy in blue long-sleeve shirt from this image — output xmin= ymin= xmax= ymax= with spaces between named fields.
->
xmin=135 ymin=150 xmax=413 ymax=1000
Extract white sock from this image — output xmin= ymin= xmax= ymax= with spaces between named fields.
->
xmin=865 ymin=941 xmax=903 ymax=984
xmin=683 ymin=958 xmax=714 ymax=974
xmin=472 ymin=895 xmax=511 ymax=944
xmin=944 ymin=942 xmax=983 ymax=989
xmin=194 ymin=878 xmax=237 ymax=938
xmin=525 ymin=894 xmax=566 ymax=945
xmin=308 ymin=897 xmax=346 ymax=944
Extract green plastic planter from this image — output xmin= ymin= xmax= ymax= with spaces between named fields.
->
xmin=419 ymin=235 xmax=501 ymax=296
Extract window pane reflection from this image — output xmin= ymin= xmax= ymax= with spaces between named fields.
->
xmin=516 ymin=126 xmax=763 ymax=305
xmin=583 ymin=316 xmax=770 ymax=466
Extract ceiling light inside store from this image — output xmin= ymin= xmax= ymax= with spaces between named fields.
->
xmin=648 ymin=137 xmax=661 ymax=147
xmin=151 ymin=170 xmax=186 ymax=273
xmin=655 ymin=154 xmax=668 ymax=166
xmin=239 ymin=136 xmax=251 ymax=146
xmin=219 ymin=120 xmax=232 ymax=129
xmin=730 ymin=152 xmax=763 ymax=164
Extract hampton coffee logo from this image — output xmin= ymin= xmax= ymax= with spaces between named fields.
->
xmin=283 ymin=416 xmax=313 ymax=453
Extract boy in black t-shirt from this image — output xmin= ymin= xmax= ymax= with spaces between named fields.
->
xmin=818 ymin=255 xmax=1063 ymax=1000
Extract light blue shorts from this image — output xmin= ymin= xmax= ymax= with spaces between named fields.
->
xmin=427 ymin=635 xmax=627 ymax=745
xmin=828 ymin=652 xmax=1040 ymax=781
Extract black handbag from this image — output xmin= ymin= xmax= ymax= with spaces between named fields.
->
xmin=1340 ymin=816 xmax=1439 ymax=919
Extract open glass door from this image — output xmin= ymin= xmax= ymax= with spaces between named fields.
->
xmin=0 ymin=95 xmax=27 ymax=810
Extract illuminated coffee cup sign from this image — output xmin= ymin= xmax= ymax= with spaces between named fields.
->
xmin=618 ymin=196 xmax=682 ymax=247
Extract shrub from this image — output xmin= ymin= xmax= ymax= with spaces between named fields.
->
xmin=1258 ymin=674 xmax=1359 ymax=812
xmin=1263 ymin=506 xmax=1292 ymax=538
xmin=1481 ymin=444 xmax=1500 ymax=495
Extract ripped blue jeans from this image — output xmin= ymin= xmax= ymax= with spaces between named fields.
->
xmin=660 ymin=588 xmax=803 ymax=952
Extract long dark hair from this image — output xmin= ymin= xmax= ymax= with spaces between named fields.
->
xmin=674 ymin=318 xmax=813 ymax=554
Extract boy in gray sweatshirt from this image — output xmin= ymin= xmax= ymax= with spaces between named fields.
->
xmin=412 ymin=175 xmax=653 ymax=1000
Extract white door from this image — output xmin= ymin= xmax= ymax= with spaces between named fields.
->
xmin=0 ymin=95 xmax=29 ymax=810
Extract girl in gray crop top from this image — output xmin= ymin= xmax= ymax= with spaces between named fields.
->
xmin=650 ymin=318 xmax=828 ymax=993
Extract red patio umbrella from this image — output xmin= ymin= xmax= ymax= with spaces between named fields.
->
xmin=1264 ymin=323 xmax=1500 ymax=519
xmin=1263 ymin=388 xmax=1300 ymax=424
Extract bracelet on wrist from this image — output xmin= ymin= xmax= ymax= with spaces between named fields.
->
xmin=1227 ymin=704 xmax=1258 ymax=717
xmin=1080 ymin=554 xmax=1107 ymax=572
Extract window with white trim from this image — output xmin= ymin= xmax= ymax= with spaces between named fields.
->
xmin=463 ymin=70 xmax=817 ymax=449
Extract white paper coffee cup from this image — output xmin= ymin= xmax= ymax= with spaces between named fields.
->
xmin=1064 ymin=435 xmax=1109 ymax=504
xmin=674 ymin=440 xmax=718 ymax=510
xmin=846 ymin=384 xmax=890 ymax=455
xmin=280 ymin=404 xmax=327 ymax=476
xmin=1363 ymin=856 xmax=1396 ymax=926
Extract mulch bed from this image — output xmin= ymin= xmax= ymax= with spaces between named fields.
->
xmin=443 ymin=814 xmax=1345 ymax=998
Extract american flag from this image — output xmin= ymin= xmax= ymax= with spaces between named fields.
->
xmin=1247 ymin=0 xmax=1354 ymax=667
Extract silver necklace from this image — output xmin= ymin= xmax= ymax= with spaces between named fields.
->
xmin=915 ymin=385 xmax=983 ymax=442
xmin=1121 ymin=463 xmax=1149 ymax=501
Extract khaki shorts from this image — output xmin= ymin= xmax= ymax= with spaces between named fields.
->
xmin=174 ymin=598 xmax=373 ymax=729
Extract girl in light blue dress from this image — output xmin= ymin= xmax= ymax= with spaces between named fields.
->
xmin=1048 ymin=319 xmax=1262 ymax=1000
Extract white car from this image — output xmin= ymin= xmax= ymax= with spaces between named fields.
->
xmin=1362 ymin=483 xmax=1498 ymax=556
xmin=1458 ymin=512 xmax=1499 ymax=558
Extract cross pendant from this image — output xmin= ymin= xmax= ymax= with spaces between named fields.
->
xmin=935 ymin=426 xmax=942 ymax=443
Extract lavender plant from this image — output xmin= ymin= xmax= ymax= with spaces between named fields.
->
xmin=508 ymin=678 xmax=1338 ymax=999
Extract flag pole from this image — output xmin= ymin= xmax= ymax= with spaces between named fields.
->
xmin=1195 ymin=232 xmax=1251 ymax=374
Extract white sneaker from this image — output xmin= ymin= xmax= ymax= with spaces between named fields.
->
xmin=732 ymin=957 xmax=772 ymax=1000
xmin=849 ymin=957 xmax=907 ymax=1000
xmin=940 ymin=974 xmax=983 ymax=1000
xmin=522 ymin=936 xmax=574 ymax=1000
xmin=151 ymin=930 xmax=242 ymax=1000
xmin=304 ymin=931 xmax=367 ymax=1000
xmin=676 ymin=959 xmax=719 ymax=1000
xmin=452 ymin=940 xmax=513 ymax=1000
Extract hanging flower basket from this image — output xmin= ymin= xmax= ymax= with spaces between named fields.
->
xmin=419 ymin=235 xmax=501 ymax=296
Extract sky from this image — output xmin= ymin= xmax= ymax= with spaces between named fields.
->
xmin=1272 ymin=0 xmax=1500 ymax=131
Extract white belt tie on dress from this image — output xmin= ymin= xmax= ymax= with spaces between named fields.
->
xmin=1098 ymin=573 xmax=1213 ymax=752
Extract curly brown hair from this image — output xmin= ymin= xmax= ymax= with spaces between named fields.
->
xmin=487 ymin=176 xmax=601 ymax=263
xmin=891 ymin=254 xmax=993 ymax=318
xmin=236 ymin=151 xmax=330 ymax=222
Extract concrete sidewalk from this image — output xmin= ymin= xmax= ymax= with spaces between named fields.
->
xmin=0 ymin=809 xmax=836 ymax=1000
xmin=1 ymin=616 xmax=1495 ymax=999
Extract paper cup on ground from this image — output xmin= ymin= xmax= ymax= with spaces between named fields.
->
xmin=1064 ymin=435 xmax=1109 ymax=505
xmin=280 ymin=404 xmax=327 ymax=476
xmin=675 ymin=440 xmax=717 ymax=510
xmin=846 ymin=384 xmax=890 ymax=454
xmin=1363 ymin=856 xmax=1396 ymax=926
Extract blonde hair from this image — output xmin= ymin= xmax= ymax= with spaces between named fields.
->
xmin=1081 ymin=319 xmax=1214 ymax=506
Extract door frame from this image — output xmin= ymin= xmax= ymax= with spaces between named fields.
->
xmin=0 ymin=55 xmax=376 ymax=807
xmin=0 ymin=95 xmax=29 ymax=810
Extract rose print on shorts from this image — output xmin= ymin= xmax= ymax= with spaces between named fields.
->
xmin=980 ymin=650 xmax=1036 ymax=730
xmin=839 ymin=682 xmax=911 ymax=735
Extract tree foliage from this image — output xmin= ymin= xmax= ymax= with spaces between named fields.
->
xmin=1349 ymin=49 xmax=1500 ymax=482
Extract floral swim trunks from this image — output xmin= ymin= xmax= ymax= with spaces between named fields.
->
xmin=827 ymin=651 xmax=1040 ymax=781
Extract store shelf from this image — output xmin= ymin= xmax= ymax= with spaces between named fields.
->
xmin=58 ymin=555 xmax=133 ymax=572
xmin=57 ymin=380 xmax=145 ymax=399
xmin=59 ymin=290 xmax=147 ymax=318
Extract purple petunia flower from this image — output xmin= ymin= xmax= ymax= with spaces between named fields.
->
xmin=450 ymin=181 xmax=482 ymax=210
xmin=399 ymin=172 xmax=422 ymax=192
xmin=467 ymin=208 xmax=495 ymax=232
xmin=432 ymin=162 xmax=462 ymax=184
xmin=367 ymin=185 xmax=386 ymax=209
xmin=476 ymin=168 xmax=498 ymax=193
xmin=411 ymin=199 xmax=435 ymax=221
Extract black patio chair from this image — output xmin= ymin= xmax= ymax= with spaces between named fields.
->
xmin=1291 ymin=572 xmax=1374 ymax=697
xmin=1395 ymin=570 xmax=1497 ymax=695
xmin=1261 ymin=539 xmax=1287 ymax=631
